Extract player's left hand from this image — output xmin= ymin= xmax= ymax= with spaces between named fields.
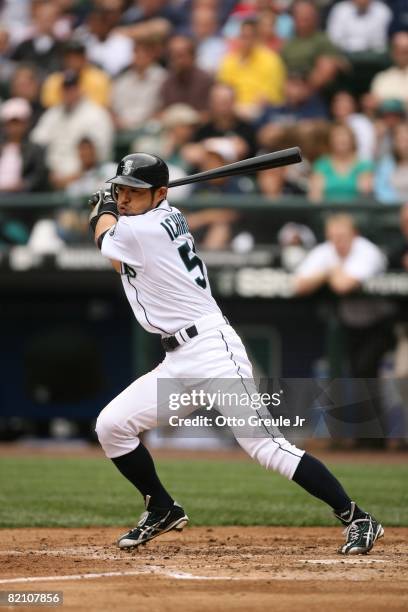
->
xmin=89 ymin=189 xmax=118 ymax=233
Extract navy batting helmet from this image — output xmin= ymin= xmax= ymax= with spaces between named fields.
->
xmin=107 ymin=153 xmax=169 ymax=198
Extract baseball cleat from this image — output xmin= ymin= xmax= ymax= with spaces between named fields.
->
xmin=339 ymin=514 xmax=384 ymax=555
xmin=117 ymin=496 xmax=189 ymax=549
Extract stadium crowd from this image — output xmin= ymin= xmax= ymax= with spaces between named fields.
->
xmin=0 ymin=0 xmax=407 ymax=258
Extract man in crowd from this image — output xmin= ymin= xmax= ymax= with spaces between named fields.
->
xmin=159 ymin=35 xmax=213 ymax=115
xmin=218 ymin=17 xmax=286 ymax=118
xmin=294 ymin=214 xmax=395 ymax=445
xmin=31 ymin=70 xmax=113 ymax=189
xmin=370 ymin=31 xmax=408 ymax=105
xmin=327 ymin=0 xmax=392 ymax=53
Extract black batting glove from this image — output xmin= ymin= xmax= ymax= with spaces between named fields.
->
xmin=89 ymin=189 xmax=118 ymax=234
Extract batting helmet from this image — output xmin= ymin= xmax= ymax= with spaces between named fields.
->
xmin=107 ymin=153 xmax=169 ymax=199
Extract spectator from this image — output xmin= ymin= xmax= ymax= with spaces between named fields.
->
xmin=331 ymin=91 xmax=376 ymax=161
xmin=0 ymin=98 xmax=48 ymax=192
xmin=218 ymin=18 xmax=286 ymax=118
xmin=375 ymin=98 xmax=407 ymax=158
xmin=370 ymin=31 xmax=408 ymax=104
xmin=82 ymin=7 xmax=134 ymax=76
xmin=159 ymin=35 xmax=214 ymax=114
xmin=120 ymin=0 xmax=186 ymax=29
xmin=0 ymin=0 xmax=31 ymax=46
xmin=0 ymin=29 xmax=16 ymax=94
xmin=388 ymin=201 xmax=408 ymax=270
xmin=327 ymin=0 xmax=392 ymax=53
xmin=152 ymin=103 xmax=201 ymax=170
xmin=10 ymin=64 xmax=43 ymax=128
xmin=309 ymin=123 xmax=374 ymax=202
xmin=185 ymin=83 xmax=257 ymax=166
xmin=186 ymin=139 xmax=247 ymax=250
xmin=64 ymin=137 xmax=116 ymax=197
xmin=294 ymin=213 xmax=394 ymax=446
xmin=41 ymin=40 xmax=111 ymax=108
xmin=256 ymin=71 xmax=328 ymax=135
xmin=257 ymin=7 xmax=284 ymax=52
xmin=281 ymin=0 xmax=344 ymax=91
xmin=31 ymin=70 xmax=114 ymax=189
xmin=375 ymin=122 xmax=408 ymax=203
xmin=11 ymin=1 xmax=63 ymax=77
xmin=111 ymin=38 xmax=167 ymax=130
xmin=189 ymin=5 xmax=227 ymax=73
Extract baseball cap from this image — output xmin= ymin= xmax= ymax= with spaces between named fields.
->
xmin=203 ymin=137 xmax=238 ymax=162
xmin=62 ymin=69 xmax=80 ymax=88
xmin=378 ymin=99 xmax=406 ymax=116
xmin=0 ymin=97 xmax=31 ymax=122
xmin=161 ymin=104 xmax=200 ymax=128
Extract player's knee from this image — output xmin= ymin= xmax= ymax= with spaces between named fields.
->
xmin=95 ymin=406 xmax=129 ymax=453
xmin=239 ymin=437 xmax=304 ymax=479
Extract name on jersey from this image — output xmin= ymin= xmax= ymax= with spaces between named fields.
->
xmin=160 ymin=213 xmax=190 ymax=242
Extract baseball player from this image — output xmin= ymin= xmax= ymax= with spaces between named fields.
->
xmin=89 ymin=153 xmax=383 ymax=555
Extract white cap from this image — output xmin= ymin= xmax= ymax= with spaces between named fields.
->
xmin=203 ymin=137 xmax=238 ymax=162
xmin=1 ymin=98 xmax=31 ymax=122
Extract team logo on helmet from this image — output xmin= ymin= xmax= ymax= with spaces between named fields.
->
xmin=123 ymin=159 xmax=133 ymax=175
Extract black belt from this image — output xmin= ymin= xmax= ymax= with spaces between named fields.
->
xmin=161 ymin=325 xmax=198 ymax=352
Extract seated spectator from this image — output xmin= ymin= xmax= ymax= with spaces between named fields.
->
xmin=10 ymin=64 xmax=44 ymax=128
xmin=331 ymin=91 xmax=376 ymax=161
xmin=0 ymin=28 xmax=16 ymax=95
xmin=31 ymin=70 xmax=114 ymax=189
xmin=0 ymin=98 xmax=48 ymax=192
xmin=120 ymin=0 xmax=186 ymax=29
xmin=388 ymin=202 xmax=408 ymax=270
xmin=327 ymin=0 xmax=392 ymax=53
xmin=294 ymin=213 xmax=394 ymax=446
xmin=222 ymin=0 xmax=294 ymax=41
xmin=374 ymin=99 xmax=407 ymax=160
xmin=218 ymin=18 xmax=286 ymax=118
xmin=257 ymin=7 xmax=284 ymax=52
xmin=189 ymin=4 xmax=227 ymax=73
xmin=11 ymin=1 xmax=63 ymax=77
xmin=256 ymin=70 xmax=328 ymax=134
xmin=41 ymin=40 xmax=111 ymax=108
xmin=278 ymin=222 xmax=317 ymax=271
xmin=309 ymin=123 xmax=373 ymax=202
xmin=159 ymin=35 xmax=214 ymax=115
xmin=375 ymin=122 xmax=408 ymax=203
xmin=111 ymin=38 xmax=167 ymax=130
xmin=186 ymin=139 xmax=251 ymax=250
xmin=370 ymin=32 xmax=408 ymax=105
xmin=184 ymin=83 xmax=256 ymax=166
xmin=281 ymin=0 xmax=344 ymax=92
xmin=82 ymin=7 xmax=134 ymax=76
xmin=64 ymin=137 xmax=117 ymax=197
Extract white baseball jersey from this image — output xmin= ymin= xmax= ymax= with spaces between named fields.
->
xmin=100 ymin=199 xmax=222 ymax=335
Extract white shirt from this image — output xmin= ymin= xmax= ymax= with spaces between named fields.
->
xmin=327 ymin=1 xmax=392 ymax=52
xmin=101 ymin=200 xmax=221 ymax=335
xmin=86 ymin=33 xmax=134 ymax=77
xmin=0 ymin=143 xmax=23 ymax=190
xmin=30 ymin=98 xmax=114 ymax=179
xmin=296 ymin=236 xmax=386 ymax=282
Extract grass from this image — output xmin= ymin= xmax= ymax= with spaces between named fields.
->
xmin=0 ymin=456 xmax=407 ymax=528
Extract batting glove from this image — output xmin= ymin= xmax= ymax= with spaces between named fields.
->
xmin=89 ymin=189 xmax=118 ymax=234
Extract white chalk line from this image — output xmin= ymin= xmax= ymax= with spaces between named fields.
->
xmin=304 ymin=559 xmax=389 ymax=565
xmin=0 ymin=567 xmax=236 ymax=585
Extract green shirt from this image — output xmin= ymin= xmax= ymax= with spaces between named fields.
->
xmin=313 ymin=156 xmax=374 ymax=201
xmin=281 ymin=32 xmax=341 ymax=73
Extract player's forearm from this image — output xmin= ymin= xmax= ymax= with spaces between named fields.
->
xmin=293 ymin=272 xmax=329 ymax=296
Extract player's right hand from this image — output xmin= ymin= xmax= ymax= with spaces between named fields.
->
xmin=88 ymin=189 xmax=112 ymax=209
xmin=89 ymin=189 xmax=118 ymax=234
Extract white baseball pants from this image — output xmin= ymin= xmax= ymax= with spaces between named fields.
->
xmin=96 ymin=314 xmax=304 ymax=480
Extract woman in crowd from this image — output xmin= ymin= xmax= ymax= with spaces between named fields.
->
xmin=375 ymin=122 xmax=408 ymax=203
xmin=308 ymin=123 xmax=374 ymax=203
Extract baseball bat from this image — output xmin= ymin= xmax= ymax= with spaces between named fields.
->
xmin=168 ymin=146 xmax=302 ymax=188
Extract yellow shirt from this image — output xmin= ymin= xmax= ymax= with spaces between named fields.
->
xmin=41 ymin=66 xmax=111 ymax=108
xmin=217 ymin=45 xmax=286 ymax=106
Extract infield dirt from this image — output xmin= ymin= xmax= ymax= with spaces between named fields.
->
xmin=1 ymin=526 xmax=407 ymax=611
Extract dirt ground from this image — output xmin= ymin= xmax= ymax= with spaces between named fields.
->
xmin=0 ymin=526 xmax=407 ymax=612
